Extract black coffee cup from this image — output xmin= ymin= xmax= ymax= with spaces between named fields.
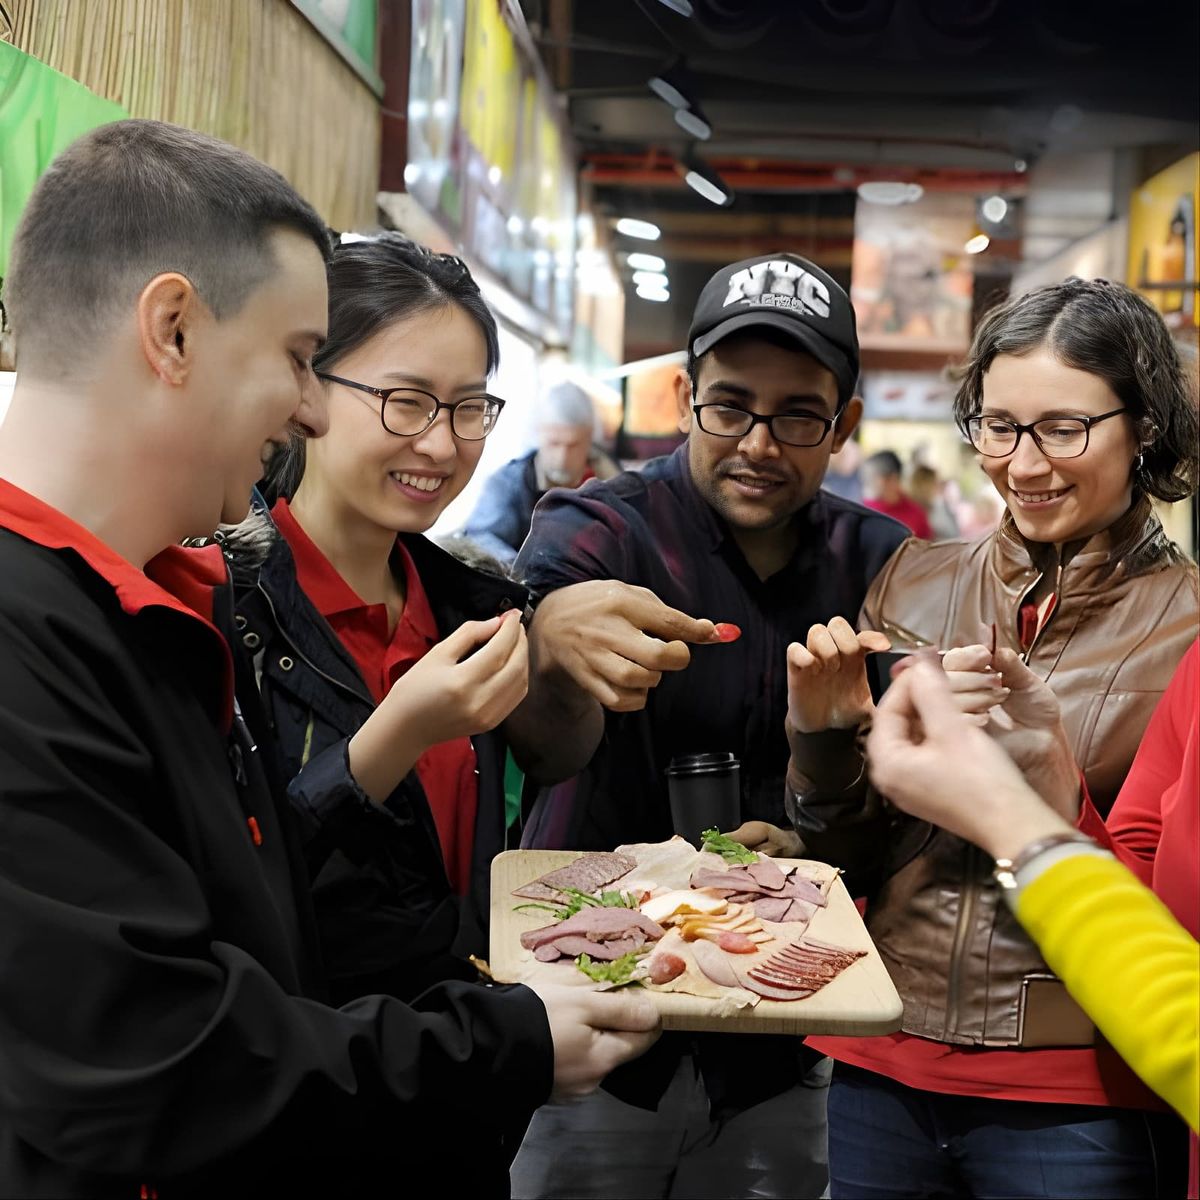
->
xmin=666 ymin=752 xmax=741 ymax=847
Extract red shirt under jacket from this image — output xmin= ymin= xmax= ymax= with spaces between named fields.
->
xmin=272 ymin=499 xmax=479 ymax=895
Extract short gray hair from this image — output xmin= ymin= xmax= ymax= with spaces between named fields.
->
xmin=538 ymin=381 xmax=595 ymax=430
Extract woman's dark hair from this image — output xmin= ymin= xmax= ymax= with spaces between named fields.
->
xmin=953 ymin=277 xmax=1198 ymax=575
xmin=266 ymin=232 xmax=500 ymax=501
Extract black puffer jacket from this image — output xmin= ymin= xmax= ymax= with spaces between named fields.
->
xmin=226 ymin=503 xmax=528 ymax=1005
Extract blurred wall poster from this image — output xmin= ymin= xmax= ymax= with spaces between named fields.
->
xmin=625 ymin=360 xmax=685 ymax=437
xmin=851 ymin=193 xmax=974 ymax=353
xmin=860 ymin=370 xmax=956 ymax=422
xmin=1128 ymin=152 xmax=1198 ymax=329
xmin=408 ymin=0 xmax=577 ymax=340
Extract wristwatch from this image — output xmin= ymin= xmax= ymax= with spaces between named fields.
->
xmin=993 ymin=831 xmax=1100 ymax=891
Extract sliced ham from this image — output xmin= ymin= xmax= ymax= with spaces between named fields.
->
xmin=747 ymin=858 xmax=787 ymax=891
xmin=752 ymin=896 xmax=793 ymax=923
xmin=688 ymin=939 xmax=741 ymax=988
xmin=550 ymin=934 xmax=643 ymax=961
xmin=737 ymin=973 xmax=814 ymax=1001
xmin=519 ymin=906 xmax=665 ymax=951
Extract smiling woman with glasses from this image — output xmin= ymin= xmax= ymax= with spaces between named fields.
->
xmin=768 ymin=277 xmax=1199 ymax=1200
xmin=315 ymin=371 xmax=506 ymax=441
xmin=219 ymin=234 xmax=539 ymax=1191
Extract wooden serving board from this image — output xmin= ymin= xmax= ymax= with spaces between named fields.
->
xmin=489 ymin=849 xmax=903 ymax=1036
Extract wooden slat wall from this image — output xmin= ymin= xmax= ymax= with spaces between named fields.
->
xmin=9 ymin=0 xmax=380 ymax=230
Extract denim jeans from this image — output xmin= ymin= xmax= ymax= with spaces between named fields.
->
xmin=511 ymin=1053 xmax=832 ymax=1199
xmin=827 ymin=1062 xmax=1186 ymax=1199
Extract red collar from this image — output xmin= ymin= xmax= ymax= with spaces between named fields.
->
xmin=0 ymin=478 xmax=234 ymax=728
xmin=272 ymin=498 xmax=439 ymax=643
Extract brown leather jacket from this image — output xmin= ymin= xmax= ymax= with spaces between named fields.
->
xmin=790 ymin=517 xmax=1198 ymax=1046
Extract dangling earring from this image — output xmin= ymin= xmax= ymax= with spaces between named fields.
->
xmin=1133 ymin=452 xmax=1145 ymax=472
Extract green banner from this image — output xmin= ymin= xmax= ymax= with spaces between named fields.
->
xmin=0 ymin=41 xmax=128 ymax=282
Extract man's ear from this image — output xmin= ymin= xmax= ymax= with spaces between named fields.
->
xmin=136 ymin=272 xmax=202 ymax=386
xmin=675 ymin=367 xmax=694 ymax=437
xmin=830 ymin=396 xmax=863 ymax=451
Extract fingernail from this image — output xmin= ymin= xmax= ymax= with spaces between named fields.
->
xmin=713 ymin=622 xmax=741 ymax=643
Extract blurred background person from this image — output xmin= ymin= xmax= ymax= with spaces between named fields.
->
xmin=908 ymin=462 xmax=961 ymax=540
xmin=463 ymin=380 xmax=619 ymax=566
xmin=861 ymin=448 xmax=934 ymax=538
xmin=823 ymin=430 xmax=865 ymax=503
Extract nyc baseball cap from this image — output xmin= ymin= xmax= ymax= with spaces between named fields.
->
xmin=687 ymin=253 xmax=860 ymax=403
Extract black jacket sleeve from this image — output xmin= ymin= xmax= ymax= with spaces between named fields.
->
xmin=0 ymin=600 xmax=552 ymax=1184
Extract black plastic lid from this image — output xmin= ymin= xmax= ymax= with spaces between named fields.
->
xmin=665 ymin=751 xmax=739 ymax=777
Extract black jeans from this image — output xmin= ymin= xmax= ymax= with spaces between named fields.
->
xmin=828 ymin=1062 xmax=1186 ymax=1199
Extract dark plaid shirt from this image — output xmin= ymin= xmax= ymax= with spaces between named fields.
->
xmin=515 ymin=445 xmax=908 ymax=851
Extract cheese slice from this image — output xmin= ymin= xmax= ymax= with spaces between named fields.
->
xmin=639 ymin=889 xmax=728 ymax=924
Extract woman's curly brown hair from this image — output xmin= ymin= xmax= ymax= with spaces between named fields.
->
xmin=954 ymin=277 xmax=1198 ymax=575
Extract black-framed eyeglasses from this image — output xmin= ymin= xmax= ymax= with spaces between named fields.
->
xmin=316 ymin=372 xmax=506 ymax=441
xmin=692 ymin=402 xmax=844 ymax=448
xmin=964 ymin=407 xmax=1126 ymax=460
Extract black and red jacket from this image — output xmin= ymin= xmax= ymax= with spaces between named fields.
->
xmin=0 ymin=480 xmax=551 ymax=1198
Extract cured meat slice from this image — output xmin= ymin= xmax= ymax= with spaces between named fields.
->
xmin=783 ymin=877 xmax=829 ymax=907
xmin=688 ymin=939 xmax=740 ymax=988
xmin=512 ymin=851 xmax=636 ymax=902
xmin=519 ymin=906 xmax=665 ymax=951
xmin=735 ymin=936 xmax=867 ymax=1001
xmin=647 ymin=951 xmax=687 ymax=985
xmin=550 ymin=935 xmax=643 ymax=961
xmin=738 ymin=974 xmax=814 ymax=1001
xmin=747 ymin=858 xmax=787 ymax=891
xmin=690 ymin=868 xmax=756 ymax=892
xmin=752 ymin=896 xmax=793 ymax=923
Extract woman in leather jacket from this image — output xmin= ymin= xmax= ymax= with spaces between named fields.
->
xmin=740 ymin=279 xmax=1198 ymax=1198
xmin=228 ymin=234 xmax=529 ymax=1008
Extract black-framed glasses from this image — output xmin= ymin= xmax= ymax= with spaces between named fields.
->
xmin=964 ymin=407 xmax=1126 ymax=460
xmin=692 ymin=403 xmax=844 ymax=448
xmin=316 ymin=372 xmax=506 ymax=441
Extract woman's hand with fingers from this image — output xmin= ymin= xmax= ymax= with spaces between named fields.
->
xmin=348 ymin=609 xmax=529 ymax=803
xmin=786 ymin=617 xmax=890 ymax=735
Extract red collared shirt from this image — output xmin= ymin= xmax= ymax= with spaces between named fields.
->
xmin=0 ymin=478 xmax=234 ymax=730
xmin=272 ymin=500 xmax=478 ymax=894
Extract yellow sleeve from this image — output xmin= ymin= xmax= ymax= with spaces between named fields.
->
xmin=1016 ymin=855 xmax=1199 ymax=1131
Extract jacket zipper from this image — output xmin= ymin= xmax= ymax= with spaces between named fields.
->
xmin=942 ymin=842 xmax=981 ymax=1041
xmin=255 ymin=582 xmax=374 ymax=708
xmin=1017 ymin=561 xmax=1063 ymax=665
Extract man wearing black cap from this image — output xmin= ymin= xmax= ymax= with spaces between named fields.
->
xmin=504 ymin=255 xmax=908 ymax=1199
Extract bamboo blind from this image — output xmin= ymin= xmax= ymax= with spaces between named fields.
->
xmin=7 ymin=0 xmax=380 ymax=230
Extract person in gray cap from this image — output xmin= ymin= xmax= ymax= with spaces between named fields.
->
xmin=462 ymin=381 xmax=619 ymax=565
xmin=503 ymin=254 xmax=910 ymax=1200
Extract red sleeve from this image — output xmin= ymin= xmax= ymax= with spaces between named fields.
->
xmin=1082 ymin=640 xmax=1199 ymax=877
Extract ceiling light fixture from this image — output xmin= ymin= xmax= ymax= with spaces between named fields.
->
xmin=673 ymin=104 xmax=712 ymax=140
xmin=615 ymin=217 xmax=662 ymax=241
xmin=964 ymin=233 xmax=991 ymax=254
xmin=632 ymin=270 xmax=670 ymax=288
xmin=857 ymin=181 xmax=924 ymax=206
xmin=680 ymin=157 xmax=734 ymax=207
xmin=648 ymin=59 xmax=713 ymax=140
xmin=981 ymin=195 xmax=1008 ymax=223
xmin=635 ymin=284 xmax=671 ymax=302
xmin=647 ymin=60 xmax=694 ymax=111
xmin=626 ymin=252 xmax=666 ymax=272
